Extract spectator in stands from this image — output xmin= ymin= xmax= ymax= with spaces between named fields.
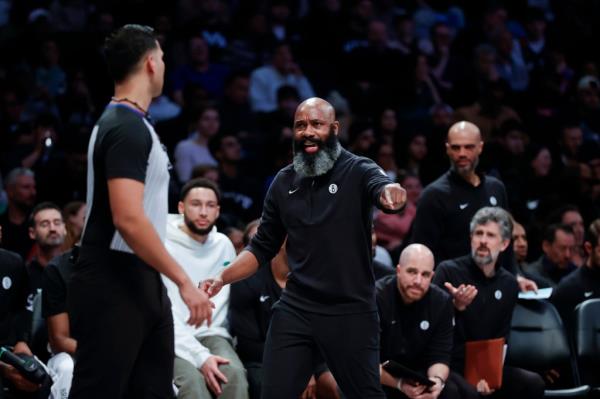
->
xmin=61 ymin=201 xmax=86 ymax=251
xmin=170 ymin=35 xmax=230 ymax=104
xmin=229 ymin=220 xmax=341 ymax=399
xmin=454 ymin=79 xmax=520 ymax=141
xmin=551 ymin=219 xmax=600 ymax=331
xmin=371 ymin=226 xmax=395 ymax=280
xmin=377 ymin=244 xmax=478 ymax=399
xmin=0 ymin=168 xmax=37 ymax=259
xmin=209 ymin=132 xmax=261 ymax=225
xmin=374 ymin=172 xmax=421 ymax=254
xmin=521 ymin=8 xmax=549 ymax=73
xmin=42 ymin=249 xmax=77 ymax=399
xmin=163 ymin=178 xmax=248 ymax=398
xmin=224 ymin=227 xmax=244 ymax=255
xmin=397 ymin=132 xmax=429 ymax=182
xmin=218 ymin=71 xmax=255 ymax=138
xmin=512 ymin=220 xmax=529 ymax=268
xmin=434 ymin=207 xmax=544 ymax=398
xmin=374 ymin=142 xmax=399 ymax=182
xmin=26 ymin=202 xmax=66 ymax=304
xmin=525 ymin=224 xmax=577 ymax=288
xmin=174 ymin=106 xmax=220 ymax=183
xmin=551 ymin=205 xmax=586 ymax=267
xmin=347 ymin=119 xmax=376 ymax=158
xmin=35 ymin=39 xmax=66 ymax=100
xmin=494 ymin=29 xmax=529 ymax=93
xmin=249 ymin=42 xmax=315 ymax=113
xmin=375 ymin=108 xmax=399 ymax=146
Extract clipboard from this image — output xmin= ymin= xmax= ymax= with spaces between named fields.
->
xmin=382 ymin=360 xmax=435 ymax=387
xmin=464 ymin=337 xmax=505 ymax=389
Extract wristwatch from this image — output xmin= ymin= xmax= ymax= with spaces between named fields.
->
xmin=431 ymin=375 xmax=446 ymax=388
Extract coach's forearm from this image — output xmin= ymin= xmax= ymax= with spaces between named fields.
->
xmin=219 ymin=250 xmax=260 ymax=285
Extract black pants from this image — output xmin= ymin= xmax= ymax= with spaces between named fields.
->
xmin=67 ymin=247 xmax=175 ymax=399
xmin=383 ymin=371 xmax=479 ymax=399
xmin=261 ymin=301 xmax=385 ymax=399
xmin=490 ymin=366 xmax=545 ymax=399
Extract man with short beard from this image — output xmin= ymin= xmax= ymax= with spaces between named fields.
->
xmin=551 ymin=219 xmax=600 ymax=331
xmin=203 ymin=97 xmax=406 ymax=399
xmin=377 ymin=244 xmax=478 ymax=399
xmin=27 ymin=202 xmax=67 ymax=303
xmin=409 ymin=121 xmax=538 ymax=292
xmin=433 ymin=207 xmax=544 ymax=398
xmin=164 ymin=178 xmax=248 ymax=399
xmin=0 ymin=168 xmax=37 ymax=259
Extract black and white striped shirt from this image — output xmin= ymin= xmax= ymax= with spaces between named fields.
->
xmin=80 ymin=104 xmax=170 ymax=253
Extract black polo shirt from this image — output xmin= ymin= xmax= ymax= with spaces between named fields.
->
xmin=42 ymin=250 xmax=75 ymax=319
xmin=551 ymin=265 xmax=600 ymax=331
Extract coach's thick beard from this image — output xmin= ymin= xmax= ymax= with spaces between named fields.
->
xmin=292 ymin=127 xmax=342 ymax=177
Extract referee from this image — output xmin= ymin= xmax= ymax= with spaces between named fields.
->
xmin=68 ymin=25 xmax=212 ymax=399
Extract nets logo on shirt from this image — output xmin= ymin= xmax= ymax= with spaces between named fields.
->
xmin=329 ymin=184 xmax=338 ymax=194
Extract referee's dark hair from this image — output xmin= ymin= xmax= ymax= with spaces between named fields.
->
xmin=104 ymin=24 xmax=158 ymax=83
xmin=180 ymin=178 xmax=221 ymax=203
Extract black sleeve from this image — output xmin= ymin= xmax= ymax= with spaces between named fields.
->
xmin=359 ymin=158 xmax=395 ymax=212
xmin=499 ymin=280 xmax=519 ymax=339
xmin=41 ymin=263 xmax=67 ymax=318
xmin=10 ymin=255 xmax=31 ymax=343
xmin=246 ymin=174 xmax=287 ymax=266
xmin=229 ymin=275 xmax=265 ymax=362
xmin=410 ymin=189 xmax=444 ymax=257
xmin=422 ymin=295 xmax=454 ymax=367
xmin=102 ymin=119 xmax=152 ymax=182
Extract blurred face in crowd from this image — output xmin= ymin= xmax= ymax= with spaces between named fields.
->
xmin=7 ymin=174 xmax=37 ymax=210
xmin=272 ymin=45 xmax=293 ymax=72
xmin=543 ymin=229 xmax=576 ymax=269
xmin=376 ymin=143 xmax=396 ymax=172
xmin=353 ymin=128 xmax=375 ymax=153
xmin=29 ymin=208 xmax=66 ymax=250
xmin=226 ymin=76 xmax=249 ymax=105
xmin=402 ymin=175 xmax=422 ymax=205
xmin=68 ymin=204 xmax=87 ymax=239
xmin=292 ymin=98 xmax=341 ymax=177
xmin=189 ymin=37 xmax=209 ymax=66
xmin=197 ymin=108 xmax=220 ymax=138
xmin=396 ymin=244 xmax=435 ymax=304
xmin=531 ymin=147 xmax=552 ymax=177
xmin=512 ymin=222 xmax=528 ymax=263
xmin=380 ymin=109 xmax=397 ymax=133
xmin=226 ymin=228 xmax=244 ymax=255
xmin=561 ymin=127 xmax=583 ymax=157
xmin=367 ymin=20 xmax=388 ymax=48
xmin=218 ymin=136 xmax=242 ymax=163
xmin=502 ymin=130 xmax=526 ymax=156
xmin=409 ymin=134 xmax=428 ymax=162
xmin=585 ymin=235 xmax=600 ymax=270
xmin=562 ymin=210 xmax=585 ymax=247
xmin=446 ymin=121 xmax=483 ymax=178
xmin=179 ymin=187 xmax=220 ymax=237
xmin=471 ymin=221 xmax=509 ymax=267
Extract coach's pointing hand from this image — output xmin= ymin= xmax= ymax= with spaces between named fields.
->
xmin=380 ymin=183 xmax=407 ymax=211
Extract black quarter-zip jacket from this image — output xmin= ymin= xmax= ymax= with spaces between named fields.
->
xmin=433 ymin=255 xmax=518 ymax=369
xmin=247 ymin=149 xmax=394 ymax=314
xmin=410 ymin=171 xmax=508 ymax=266
xmin=376 ymin=275 xmax=454 ymax=371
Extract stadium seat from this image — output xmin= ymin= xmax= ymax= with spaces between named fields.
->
xmin=574 ymin=299 xmax=600 ymax=392
xmin=506 ymin=299 xmax=590 ymax=398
